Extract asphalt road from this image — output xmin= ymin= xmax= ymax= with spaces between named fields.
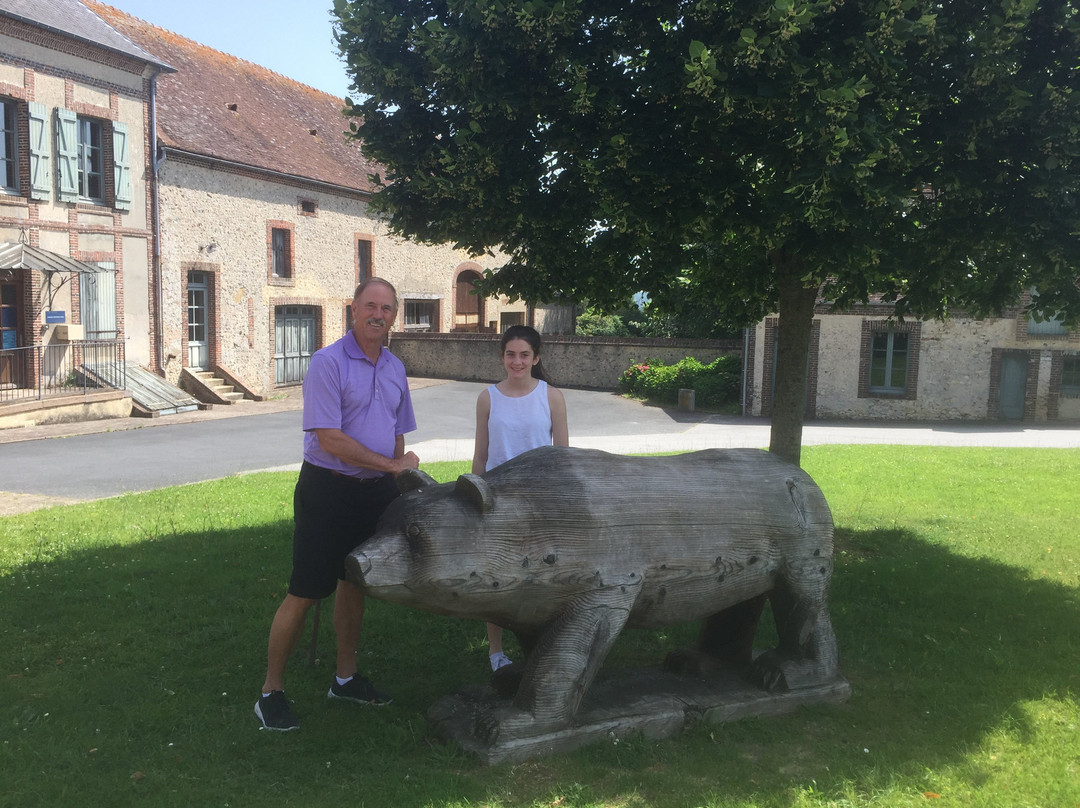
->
xmin=3 ymin=379 xmax=1078 ymax=512
xmin=0 ymin=382 xmax=698 ymax=503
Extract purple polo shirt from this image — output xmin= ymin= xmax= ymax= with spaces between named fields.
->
xmin=301 ymin=333 xmax=416 ymax=478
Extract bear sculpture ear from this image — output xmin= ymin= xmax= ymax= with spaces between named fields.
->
xmin=396 ymin=468 xmax=438 ymax=493
xmin=455 ymin=473 xmax=495 ymax=514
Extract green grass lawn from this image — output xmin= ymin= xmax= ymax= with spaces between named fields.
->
xmin=1 ymin=447 xmax=1078 ymax=808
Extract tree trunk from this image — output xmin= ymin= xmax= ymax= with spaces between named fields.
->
xmin=768 ymin=256 xmax=816 ymax=466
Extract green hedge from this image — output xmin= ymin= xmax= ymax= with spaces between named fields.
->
xmin=617 ymin=356 xmax=741 ymax=408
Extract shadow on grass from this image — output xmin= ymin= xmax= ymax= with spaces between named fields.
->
xmin=2 ymin=504 xmax=1078 ymax=807
xmin=828 ymin=524 xmax=1079 ymax=748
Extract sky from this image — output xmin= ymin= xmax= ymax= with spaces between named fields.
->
xmin=99 ymin=0 xmax=354 ymax=99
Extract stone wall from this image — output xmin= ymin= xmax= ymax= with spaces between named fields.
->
xmin=746 ymin=308 xmax=1080 ymax=422
xmin=0 ymin=391 xmax=131 ymax=430
xmin=389 ymin=332 xmax=742 ymax=390
xmin=156 ymin=157 xmax=532 ymax=393
xmin=813 ymin=316 xmax=1015 ymax=420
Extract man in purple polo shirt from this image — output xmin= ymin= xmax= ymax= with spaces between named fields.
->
xmin=255 ymin=277 xmax=419 ymax=732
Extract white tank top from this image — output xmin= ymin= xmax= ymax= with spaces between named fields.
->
xmin=485 ymin=380 xmax=552 ymax=471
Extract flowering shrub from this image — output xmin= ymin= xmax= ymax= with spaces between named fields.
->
xmin=618 ymin=356 xmax=740 ymax=409
xmin=618 ymin=362 xmax=653 ymax=394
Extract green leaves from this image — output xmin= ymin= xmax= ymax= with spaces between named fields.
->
xmin=333 ymin=0 xmax=1080 ymax=324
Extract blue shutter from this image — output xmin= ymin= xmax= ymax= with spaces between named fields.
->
xmin=80 ymin=265 xmax=118 ymax=339
xmin=28 ymin=102 xmax=51 ymax=200
xmin=112 ymin=121 xmax=131 ymax=211
xmin=55 ymin=108 xmax=78 ymax=202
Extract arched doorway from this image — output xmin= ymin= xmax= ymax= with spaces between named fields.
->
xmin=454 ymin=269 xmax=484 ymax=332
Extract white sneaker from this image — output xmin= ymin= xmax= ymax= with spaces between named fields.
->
xmin=489 ymin=651 xmax=513 ymax=671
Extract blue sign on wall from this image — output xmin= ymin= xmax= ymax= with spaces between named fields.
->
xmin=45 ymin=310 xmax=66 ymax=324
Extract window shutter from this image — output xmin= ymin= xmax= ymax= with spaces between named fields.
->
xmin=55 ymin=107 xmax=78 ymax=202
xmin=28 ymin=102 xmax=51 ymax=200
xmin=112 ymin=120 xmax=131 ymax=211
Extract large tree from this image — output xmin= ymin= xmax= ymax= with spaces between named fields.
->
xmin=334 ymin=0 xmax=1079 ymax=464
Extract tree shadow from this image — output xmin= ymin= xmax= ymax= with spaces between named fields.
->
xmin=826 ymin=524 xmax=1080 ymax=745
xmin=2 ymin=514 xmax=1078 ymax=807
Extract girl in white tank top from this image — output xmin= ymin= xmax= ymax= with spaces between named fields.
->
xmin=484 ymin=379 xmax=553 ymax=470
xmin=472 ymin=326 xmax=569 ymax=672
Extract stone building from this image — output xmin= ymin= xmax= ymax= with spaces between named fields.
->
xmin=86 ymin=1 xmax=547 ymax=398
xmin=745 ymin=293 xmax=1080 ymax=423
xmin=0 ymin=0 xmax=169 ymax=416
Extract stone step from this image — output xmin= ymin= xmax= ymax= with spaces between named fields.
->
xmin=191 ymin=371 xmax=249 ymax=404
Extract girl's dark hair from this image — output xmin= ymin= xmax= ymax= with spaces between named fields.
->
xmin=501 ymin=324 xmax=551 ymax=382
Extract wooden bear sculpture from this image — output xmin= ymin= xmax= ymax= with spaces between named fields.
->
xmin=348 ymin=447 xmax=841 ymax=743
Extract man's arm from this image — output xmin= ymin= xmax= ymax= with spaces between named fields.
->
xmin=314 ymin=428 xmax=419 ymax=475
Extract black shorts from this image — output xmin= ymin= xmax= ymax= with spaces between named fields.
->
xmin=288 ymin=461 xmax=400 ymax=600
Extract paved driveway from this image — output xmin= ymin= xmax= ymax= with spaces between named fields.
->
xmin=2 ymin=378 xmax=1078 ymax=514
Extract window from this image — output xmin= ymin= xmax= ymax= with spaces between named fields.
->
xmin=271 ymin=227 xmax=292 ymax=279
xmin=1 ymin=281 xmax=19 ymax=349
xmin=1063 ymin=354 xmax=1080 ymax=398
xmin=858 ymin=321 xmax=920 ymax=400
xmin=357 ymin=237 xmax=373 ymax=282
xmin=1028 ymin=310 xmax=1067 ymax=336
xmin=404 ymin=299 xmax=438 ymax=332
xmin=187 ymin=271 xmax=209 ymax=369
xmin=869 ymin=331 xmax=908 ymax=393
xmin=76 ymin=118 xmax=104 ymax=201
xmin=298 ymin=199 xmax=317 ymax=216
xmin=500 ymin=311 xmax=524 ymax=331
xmin=0 ymin=99 xmax=17 ymax=193
xmin=54 ymin=109 xmax=130 ymax=209
xmin=1027 ymin=288 xmax=1068 ymax=337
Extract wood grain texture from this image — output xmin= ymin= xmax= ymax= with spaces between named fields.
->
xmin=429 ymin=665 xmax=851 ymax=765
xmin=347 ymin=447 xmax=844 ymax=753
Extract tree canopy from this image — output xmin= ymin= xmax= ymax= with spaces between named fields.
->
xmin=335 ymin=0 xmax=1079 ymax=463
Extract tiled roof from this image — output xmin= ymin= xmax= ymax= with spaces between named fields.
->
xmin=83 ymin=2 xmax=378 ymax=194
xmin=0 ymin=0 xmax=170 ymax=69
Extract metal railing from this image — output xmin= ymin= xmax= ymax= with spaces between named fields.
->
xmin=0 ymin=340 xmax=126 ymax=405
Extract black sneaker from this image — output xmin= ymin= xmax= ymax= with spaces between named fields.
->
xmin=255 ymin=691 xmax=299 ymax=731
xmin=328 ymin=675 xmax=391 ymax=706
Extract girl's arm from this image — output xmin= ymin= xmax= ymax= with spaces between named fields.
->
xmin=471 ymin=389 xmax=492 ymax=474
xmin=549 ymin=385 xmax=569 ymax=447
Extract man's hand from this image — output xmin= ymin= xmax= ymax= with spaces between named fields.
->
xmin=391 ymin=451 xmax=420 ymax=475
